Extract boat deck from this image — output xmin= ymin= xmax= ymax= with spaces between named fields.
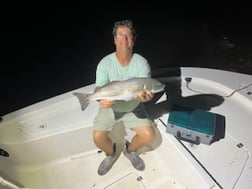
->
xmin=0 ymin=123 xmax=216 ymax=189
xmin=1 ymin=67 xmax=252 ymax=189
xmin=18 ymin=148 xmax=181 ymax=189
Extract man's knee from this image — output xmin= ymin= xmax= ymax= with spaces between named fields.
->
xmin=144 ymin=126 xmax=155 ymax=142
xmin=93 ymin=130 xmax=109 ymax=143
xmin=136 ymin=126 xmax=155 ymax=142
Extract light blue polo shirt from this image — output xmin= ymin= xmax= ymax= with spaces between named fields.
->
xmin=95 ymin=52 xmax=151 ymax=112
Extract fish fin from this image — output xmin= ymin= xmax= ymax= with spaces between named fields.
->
xmin=73 ymin=92 xmax=90 ymax=111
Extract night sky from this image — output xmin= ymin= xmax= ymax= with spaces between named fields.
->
xmin=1 ymin=7 xmax=252 ymax=116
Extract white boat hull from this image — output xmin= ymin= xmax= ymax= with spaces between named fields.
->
xmin=1 ymin=67 xmax=252 ymax=189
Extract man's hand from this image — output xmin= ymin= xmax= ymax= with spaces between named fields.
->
xmin=136 ymin=91 xmax=153 ymax=102
xmin=98 ymin=99 xmax=115 ymax=108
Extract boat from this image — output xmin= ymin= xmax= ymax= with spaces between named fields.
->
xmin=0 ymin=67 xmax=251 ymax=189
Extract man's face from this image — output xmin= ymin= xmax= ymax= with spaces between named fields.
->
xmin=114 ymin=26 xmax=134 ymax=51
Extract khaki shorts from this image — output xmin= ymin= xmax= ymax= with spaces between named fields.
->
xmin=93 ymin=106 xmax=153 ymax=131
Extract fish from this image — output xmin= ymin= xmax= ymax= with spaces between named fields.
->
xmin=73 ymin=77 xmax=165 ymax=111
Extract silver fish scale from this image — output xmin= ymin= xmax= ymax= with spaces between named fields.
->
xmin=90 ymin=83 xmax=145 ymax=101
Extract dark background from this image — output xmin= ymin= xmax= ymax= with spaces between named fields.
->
xmin=1 ymin=7 xmax=252 ymax=116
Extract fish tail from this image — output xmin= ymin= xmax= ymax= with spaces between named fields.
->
xmin=73 ymin=92 xmax=90 ymax=111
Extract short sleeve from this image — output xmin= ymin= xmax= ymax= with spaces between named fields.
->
xmin=95 ymin=59 xmax=109 ymax=87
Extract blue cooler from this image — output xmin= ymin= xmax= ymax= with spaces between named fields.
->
xmin=167 ymin=105 xmax=216 ymax=145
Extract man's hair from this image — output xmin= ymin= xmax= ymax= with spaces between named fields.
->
xmin=112 ymin=19 xmax=137 ymax=41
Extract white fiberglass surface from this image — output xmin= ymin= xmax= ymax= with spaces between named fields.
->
xmin=1 ymin=68 xmax=251 ymax=189
xmin=46 ymin=149 xmax=181 ymax=189
xmin=0 ymin=124 xmax=217 ymax=189
xmin=162 ymin=75 xmax=252 ymax=189
xmin=0 ymin=133 xmax=182 ymax=189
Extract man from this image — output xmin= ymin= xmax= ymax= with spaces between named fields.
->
xmin=93 ymin=19 xmax=155 ymax=175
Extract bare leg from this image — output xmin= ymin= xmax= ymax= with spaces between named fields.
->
xmin=128 ymin=126 xmax=155 ymax=152
xmin=93 ymin=130 xmax=114 ymax=155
